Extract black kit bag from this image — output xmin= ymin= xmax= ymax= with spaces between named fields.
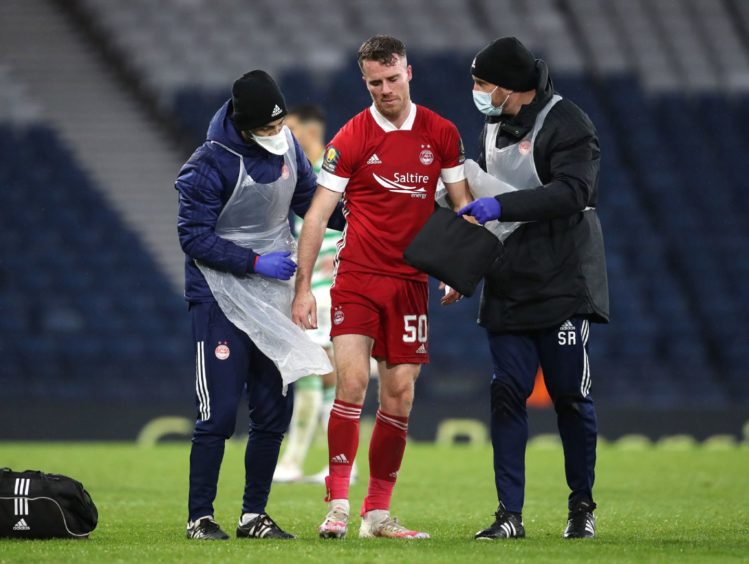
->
xmin=404 ymin=206 xmax=504 ymax=297
xmin=0 ymin=468 xmax=98 ymax=539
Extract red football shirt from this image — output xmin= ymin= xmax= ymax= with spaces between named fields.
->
xmin=318 ymin=103 xmax=465 ymax=282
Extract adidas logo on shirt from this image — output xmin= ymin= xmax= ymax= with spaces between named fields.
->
xmin=271 ymin=104 xmax=283 ymax=117
xmin=13 ymin=519 xmax=30 ymax=531
xmin=331 ymin=453 xmax=349 ymax=464
xmin=416 ymin=344 xmax=427 ymax=354
xmin=366 ymin=153 xmax=382 ymax=165
xmin=560 ymin=320 xmax=575 ymax=331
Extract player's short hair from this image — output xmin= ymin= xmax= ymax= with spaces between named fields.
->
xmin=357 ymin=35 xmax=407 ymax=70
xmin=288 ymin=104 xmax=326 ymax=125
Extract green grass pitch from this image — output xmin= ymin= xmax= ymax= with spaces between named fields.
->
xmin=1 ymin=440 xmax=748 ymax=562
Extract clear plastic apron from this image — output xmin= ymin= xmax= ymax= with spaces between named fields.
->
xmin=197 ymin=128 xmax=333 ymax=390
xmin=467 ymin=94 xmax=563 ymax=241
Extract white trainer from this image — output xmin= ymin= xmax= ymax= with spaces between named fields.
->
xmin=359 ymin=510 xmax=430 ymax=539
xmin=319 ymin=500 xmax=349 ymax=539
xmin=272 ymin=464 xmax=303 ymax=483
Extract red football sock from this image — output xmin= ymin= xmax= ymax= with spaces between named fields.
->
xmin=325 ymin=399 xmax=362 ymax=501
xmin=362 ymin=409 xmax=408 ymax=514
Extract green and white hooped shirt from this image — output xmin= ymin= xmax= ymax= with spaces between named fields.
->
xmin=295 ymin=156 xmax=339 ymax=299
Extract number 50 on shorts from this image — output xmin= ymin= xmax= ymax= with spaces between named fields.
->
xmin=402 ymin=314 xmax=428 ymax=343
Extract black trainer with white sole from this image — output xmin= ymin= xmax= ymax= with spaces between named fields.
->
xmin=474 ymin=502 xmax=525 ymax=540
xmin=236 ymin=513 xmax=295 ymax=539
xmin=563 ymin=500 xmax=596 ymax=539
xmin=186 ymin=516 xmax=230 ymax=540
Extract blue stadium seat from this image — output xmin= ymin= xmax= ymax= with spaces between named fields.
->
xmin=1 ymin=124 xmax=193 ymax=401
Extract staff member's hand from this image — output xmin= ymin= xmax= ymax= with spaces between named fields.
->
xmin=439 ymin=282 xmax=463 ymax=306
xmin=254 ymin=251 xmax=297 ymax=280
xmin=457 ymin=197 xmax=502 ymax=225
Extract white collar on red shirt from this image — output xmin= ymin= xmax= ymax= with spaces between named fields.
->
xmin=369 ymin=101 xmax=417 ymax=132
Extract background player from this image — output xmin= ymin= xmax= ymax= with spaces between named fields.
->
xmin=274 ymin=105 xmax=358 ymax=485
xmin=292 ymin=35 xmax=471 ymax=540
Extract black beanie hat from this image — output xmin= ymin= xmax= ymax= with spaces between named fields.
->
xmin=471 ymin=37 xmax=538 ymax=91
xmin=231 ymin=70 xmax=287 ymax=131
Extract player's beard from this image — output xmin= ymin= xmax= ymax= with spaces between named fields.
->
xmin=376 ymin=94 xmax=406 ymax=120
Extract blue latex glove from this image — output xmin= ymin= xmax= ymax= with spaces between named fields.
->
xmin=457 ymin=197 xmax=502 ymax=225
xmin=254 ymin=251 xmax=297 ymax=280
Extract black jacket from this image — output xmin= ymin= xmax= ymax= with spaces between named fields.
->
xmin=478 ymin=61 xmax=609 ymax=332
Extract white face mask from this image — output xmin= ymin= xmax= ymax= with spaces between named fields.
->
xmin=473 ymin=87 xmax=512 ymax=116
xmin=251 ymin=128 xmax=289 ymax=155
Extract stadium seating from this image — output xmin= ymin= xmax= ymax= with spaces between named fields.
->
xmin=2 ymin=0 xmax=748 ymax=409
xmin=0 ymin=124 xmax=193 ymax=401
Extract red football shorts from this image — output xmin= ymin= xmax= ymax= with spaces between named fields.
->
xmin=330 ymin=271 xmax=429 ymax=365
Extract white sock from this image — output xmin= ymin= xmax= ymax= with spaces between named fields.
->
xmin=329 ymin=498 xmax=350 ymax=514
xmin=363 ymin=509 xmax=389 ymax=523
xmin=239 ymin=512 xmax=260 ymax=526
xmin=320 ymin=391 xmax=335 ymax=433
xmin=278 ymin=386 xmax=323 ymax=469
xmin=189 ymin=514 xmax=213 ymax=527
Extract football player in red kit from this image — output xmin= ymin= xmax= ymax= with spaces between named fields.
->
xmin=292 ymin=35 xmax=470 ymax=539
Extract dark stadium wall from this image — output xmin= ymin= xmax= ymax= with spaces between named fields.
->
xmin=0 ymin=400 xmax=746 ymax=443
